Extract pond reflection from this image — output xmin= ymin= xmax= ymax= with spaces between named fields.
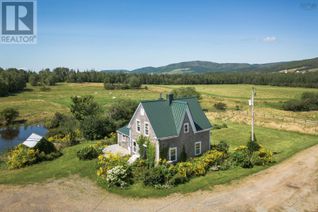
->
xmin=0 ymin=128 xmax=19 ymax=140
xmin=0 ymin=125 xmax=48 ymax=153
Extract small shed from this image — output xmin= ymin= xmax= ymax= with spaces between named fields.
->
xmin=22 ymin=133 xmax=43 ymax=148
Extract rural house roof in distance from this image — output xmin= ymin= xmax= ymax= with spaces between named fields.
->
xmin=22 ymin=133 xmax=43 ymax=148
xmin=140 ymin=97 xmax=212 ymax=138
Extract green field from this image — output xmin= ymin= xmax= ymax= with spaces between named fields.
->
xmin=0 ymin=83 xmax=317 ymax=124
xmin=0 ymin=83 xmax=317 ymax=197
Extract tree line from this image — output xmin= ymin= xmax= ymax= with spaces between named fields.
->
xmin=1 ymin=67 xmax=318 ymax=97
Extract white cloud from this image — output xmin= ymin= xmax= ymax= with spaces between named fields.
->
xmin=263 ymin=36 xmax=277 ymax=43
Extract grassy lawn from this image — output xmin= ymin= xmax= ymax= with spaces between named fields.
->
xmin=0 ymin=142 xmax=97 ymax=184
xmin=1 ymin=123 xmax=317 ymax=197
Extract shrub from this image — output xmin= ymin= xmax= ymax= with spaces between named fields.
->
xmin=192 ymin=162 xmax=207 ymax=176
xmin=143 ymin=165 xmax=171 ymax=186
xmin=137 ymin=135 xmax=148 ymax=159
xmin=128 ymin=76 xmax=142 ymax=89
xmin=168 ymin=173 xmax=189 ymax=186
xmin=282 ymin=92 xmax=318 ymax=111
xmin=47 ymin=129 xmax=80 ymax=147
xmin=92 ymin=141 xmax=107 ymax=154
xmin=106 ymin=165 xmax=133 ymax=188
xmin=107 ymin=99 xmax=138 ymax=129
xmin=214 ymin=102 xmax=227 ymax=111
xmin=7 ymin=144 xmax=39 ymax=169
xmin=77 ymin=146 xmax=99 ymax=160
xmin=231 ymin=146 xmax=253 ymax=168
xmin=174 ymin=161 xmax=194 ymax=178
xmin=215 ymin=141 xmax=229 ymax=153
xmin=70 ymin=95 xmax=101 ymax=121
xmin=131 ymin=159 xmax=148 ymax=181
xmin=201 ymin=150 xmax=225 ymax=167
xmin=97 ymin=153 xmax=129 ymax=178
xmin=6 ymin=141 xmax=61 ymax=169
xmin=0 ymin=108 xmax=19 ymax=126
xmin=104 ymin=133 xmax=117 ymax=145
xmin=81 ymin=116 xmax=113 ymax=140
xmin=34 ymin=138 xmax=57 ymax=154
xmin=247 ymin=141 xmax=261 ymax=152
xmin=47 ymin=112 xmax=68 ymax=129
xmin=171 ymin=87 xmax=201 ymax=99
xmin=251 ymin=146 xmax=273 ymax=166
xmin=137 ymin=135 xmax=155 ymax=168
xmin=180 ymin=145 xmax=187 ymax=162
xmin=212 ymin=123 xmax=228 ymax=130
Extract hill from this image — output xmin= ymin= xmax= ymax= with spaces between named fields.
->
xmin=101 ymin=69 xmax=129 ymax=73
xmin=131 ymin=57 xmax=318 ymax=74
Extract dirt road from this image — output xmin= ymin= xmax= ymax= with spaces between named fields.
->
xmin=0 ymin=145 xmax=317 ymax=212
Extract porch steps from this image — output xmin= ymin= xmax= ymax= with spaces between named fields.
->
xmin=128 ymin=154 xmax=140 ymax=164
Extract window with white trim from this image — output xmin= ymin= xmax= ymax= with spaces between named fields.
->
xmin=144 ymin=122 xmax=149 ymax=136
xmin=195 ymin=141 xmax=201 ymax=156
xmin=122 ymin=134 xmax=125 ymax=142
xmin=169 ymin=147 xmax=177 ymax=162
xmin=184 ymin=123 xmax=189 ymax=133
xmin=136 ymin=120 xmax=141 ymax=133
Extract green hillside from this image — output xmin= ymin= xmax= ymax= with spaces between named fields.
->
xmin=131 ymin=57 xmax=318 ymax=74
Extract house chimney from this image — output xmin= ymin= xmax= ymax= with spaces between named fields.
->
xmin=168 ymin=93 xmax=174 ymax=105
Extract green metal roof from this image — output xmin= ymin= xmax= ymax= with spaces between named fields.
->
xmin=141 ymin=100 xmax=178 ymax=138
xmin=117 ymin=125 xmax=130 ymax=136
xmin=140 ymin=97 xmax=212 ymax=138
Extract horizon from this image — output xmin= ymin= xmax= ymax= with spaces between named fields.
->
xmin=1 ymin=0 xmax=318 ymax=71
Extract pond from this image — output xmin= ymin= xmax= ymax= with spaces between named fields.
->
xmin=0 ymin=125 xmax=48 ymax=153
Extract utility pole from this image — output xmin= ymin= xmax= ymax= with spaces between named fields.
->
xmin=249 ymin=87 xmax=256 ymax=142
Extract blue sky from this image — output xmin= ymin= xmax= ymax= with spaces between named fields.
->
xmin=1 ymin=0 xmax=318 ymax=71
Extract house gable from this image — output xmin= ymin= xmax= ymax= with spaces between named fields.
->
xmin=128 ymin=103 xmax=157 ymax=143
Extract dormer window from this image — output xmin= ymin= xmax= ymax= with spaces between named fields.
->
xmin=184 ymin=123 xmax=189 ymax=133
xmin=136 ymin=120 xmax=141 ymax=133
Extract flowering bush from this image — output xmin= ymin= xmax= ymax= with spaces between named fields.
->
xmin=97 ymin=153 xmax=129 ymax=177
xmin=106 ymin=165 xmax=133 ymax=188
xmin=6 ymin=139 xmax=62 ymax=169
xmin=231 ymin=145 xmax=253 ymax=168
xmin=47 ymin=129 xmax=80 ymax=147
xmin=7 ymin=144 xmax=39 ymax=169
xmin=174 ymin=161 xmax=194 ymax=178
xmin=251 ymin=146 xmax=273 ymax=166
xmin=92 ymin=141 xmax=107 ymax=154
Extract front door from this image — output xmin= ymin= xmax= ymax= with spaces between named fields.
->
xmin=132 ymin=140 xmax=137 ymax=154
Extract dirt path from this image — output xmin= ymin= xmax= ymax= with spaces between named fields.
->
xmin=1 ymin=145 xmax=318 ymax=212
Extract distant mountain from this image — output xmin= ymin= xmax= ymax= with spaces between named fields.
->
xmin=131 ymin=57 xmax=318 ymax=74
xmin=101 ymin=69 xmax=129 ymax=73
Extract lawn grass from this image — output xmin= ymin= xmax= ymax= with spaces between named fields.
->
xmin=1 ymin=123 xmax=317 ymax=197
xmin=0 ymin=142 xmax=97 ymax=184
